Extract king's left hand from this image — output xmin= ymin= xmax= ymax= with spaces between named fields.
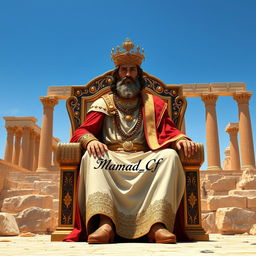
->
xmin=176 ymin=140 xmax=198 ymax=158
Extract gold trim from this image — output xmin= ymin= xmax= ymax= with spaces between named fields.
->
xmin=142 ymin=93 xmax=188 ymax=150
xmin=66 ymin=96 xmax=78 ymax=135
xmin=156 ymin=102 xmax=167 ymax=129
xmin=86 ymin=192 xmax=175 ymax=239
xmin=101 ymin=94 xmax=116 ymax=115
xmin=81 ymin=87 xmax=110 ymax=126
xmin=79 ymin=133 xmax=98 ymax=150
xmin=175 ymin=96 xmax=187 ymax=130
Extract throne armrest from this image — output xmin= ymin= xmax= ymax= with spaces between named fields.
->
xmin=56 ymin=142 xmax=82 ymax=166
xmin=178 ymin=143 xmax=204 ymax=169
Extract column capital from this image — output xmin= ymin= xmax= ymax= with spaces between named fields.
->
xmin=201 ymin=93 xmax=218 ymax=105
xmin=6 ymin=126 xmax=15 ymax=134
xmin=233 ymin=91 xmax=252 ymax=104
xmin=40 ymin=96 xmax=58 ymax=109
xmin=225 ymin=123 xmax=239 ymax=135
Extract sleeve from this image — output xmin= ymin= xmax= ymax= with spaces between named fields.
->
xmin=157 ymin=110 xmax=190 ymax=147
xmin=70 ymin=111 xmax=105 ymax=145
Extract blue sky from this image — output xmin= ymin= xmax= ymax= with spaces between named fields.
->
xmin=0 ymin=0 xmax=255 ymax=170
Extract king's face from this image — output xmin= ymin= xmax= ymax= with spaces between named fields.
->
xmin=118 ymin=64 xmax=138 ymax=82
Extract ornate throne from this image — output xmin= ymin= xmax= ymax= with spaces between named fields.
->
xmin=51 ymin=70 xmax=209 ymax=241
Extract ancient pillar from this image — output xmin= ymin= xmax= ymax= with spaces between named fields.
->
xmin=12 ymin=128 xmax=22 ymax=165
xmin=233 ymin=92 xmax=255 ymax=170
xmin=37 ymin=96 xmax=58 ymax=172
xmin=201 ymin=93 xmax=222 ymax=170
xmin=28 ymin=131 xmax=36 ymax=171
xmin=4 ymin=126 xmax=15 ymax=162
xmin=19 ymin=127 xmax=31 ymax=169
xmin=33 ymin=135 xmax=40 ymax=171
xmin=225 ymin=123 xmax=240 ymax=170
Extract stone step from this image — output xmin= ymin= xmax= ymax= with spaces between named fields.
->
xmin=206 ymin=195 xmax=247 ymax=211
xmin=6 ymin=180 xmax=35 ymax=190
xmin=229 ymin=190 xmax=256 ymax=197
xmin=0 ymin=189 xmax=43 ymax=200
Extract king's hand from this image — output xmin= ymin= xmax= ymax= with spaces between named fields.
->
xmin=176 ymin=140 xmax=198 ymax=158
xmin=87 ymin=140 xmax=108 ymax=158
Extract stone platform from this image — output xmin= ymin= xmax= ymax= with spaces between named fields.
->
xmin=0 ymin=234 xmax=255 ymax=256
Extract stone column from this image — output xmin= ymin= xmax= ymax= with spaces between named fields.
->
xmin=12 ymin=128 xmax=22 ymax=165
xmin=4 ymin=127 xmax=15 ymax=162
xmin=37 ymin=96 xmax=58 ymax=172
xmin=201 ymin=93 xmax=222 ymax=170
xmin=33 ymin=135 xmax=40 ymax=171
xmin=225 ymin=123 xmax=240 ymax=170
xmin=19 ymin=126 xmax=31 ymax=169
xmin=233 ymin=92 xmax=255 ymax=170
xmin=28 ymin=131 xmax=36 ymax=171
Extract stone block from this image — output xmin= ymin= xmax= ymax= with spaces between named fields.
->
xmin=247 ymin=197 xmax=256 ymax=208
xmin=229 ymin=190 xmax=256 ymax=197
xmin=202 ymin=212 xmax=217 ymax=233
xmin=42 ymin=185 xmax=59 ymax=198
xmin=15 ymin=207 xmax=56 ymax=233
xmin=201 ymin=199 xmax=208 ymax=212
xmin=215 ymin=207 xmax=256 ymax=234
xmin=205 ymin=174 xmax=223 ymax=184
xmin=207 ymin=190 xmax=228 ymax=196
xmin=211 ymin=177 xmax=237 ymax=192
xmin=0 ymin=212 xmax=20 ymax=235
xmin=53 ymin=199 xmax=59 ymax=211
xmin=249 ymin=224 xmax=256 ymax=235
xmin=207 ymin=195 xmax=246 ymax=211
xmin=33 ymin=181 xmax=52 ymax=190
xmin=1 ymin=195 xmax=53 ymax=213
xmin=237 ymin=169 xmax=256 ymax=189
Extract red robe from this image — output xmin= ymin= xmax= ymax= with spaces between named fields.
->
xmin=64 ymin=94 xmax=189 ymax=242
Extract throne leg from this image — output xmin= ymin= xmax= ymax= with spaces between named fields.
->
xmin=51 ymin=167 xmax=77 ymax=241
xmin=183 ymin=168 xmax=209 ymax=241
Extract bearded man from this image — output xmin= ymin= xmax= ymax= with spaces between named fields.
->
xmin=65 ymin=39 xmax=197 ymax=244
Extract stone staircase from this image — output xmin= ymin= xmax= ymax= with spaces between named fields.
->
xmin=200 ymin=169 xmax=256 ymax=234
xmin=0 ymin=171 xmax=60 ymax=235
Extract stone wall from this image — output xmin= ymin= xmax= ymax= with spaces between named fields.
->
xmin=200 ymin=169 xmax=256 ymax=235
xmin=0 ymin=165 xmax=59 ymax=236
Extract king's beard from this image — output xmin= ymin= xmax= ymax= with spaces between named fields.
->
xmin=116 ymin=77 xmax=141 ymax=99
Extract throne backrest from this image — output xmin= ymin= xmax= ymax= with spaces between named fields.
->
xmin=66 ymin=70 xmax=187 ymax=135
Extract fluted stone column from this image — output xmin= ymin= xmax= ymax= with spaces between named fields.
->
xmin=201 ymin=93 xmax=222 ymax=170
xmin=13 ymin=128 xmax=22 ymax=165
xmin=37 ymin=96 xmax=58 ymax=172
xmin=4 ymin=127 xmax=15 ymax=162
xmin=28 ymin=131 xmax=36 ymax=171
xmin=33 ymin=136 xmax=40 ymax=171
xmin=225 ymin=123 xmax=240 ymax=170
xmin=19 ymin=127 xmax=31 ymax=169
xmin=233 ymin=92 xmax=255 ymax=170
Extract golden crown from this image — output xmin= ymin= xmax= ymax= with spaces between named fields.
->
xmin=111 ymin=38 xmax=145 ymax=67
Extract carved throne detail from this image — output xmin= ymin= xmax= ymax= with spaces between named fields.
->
xmin=51 ymin=70 xmax=209 ymax=241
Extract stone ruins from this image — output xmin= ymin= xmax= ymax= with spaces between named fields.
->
xmin=0 ymin=81 xmax=255 ymax=236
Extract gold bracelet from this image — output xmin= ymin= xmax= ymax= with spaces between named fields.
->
xmin=79 ymin=133 xmax=98 ymax=149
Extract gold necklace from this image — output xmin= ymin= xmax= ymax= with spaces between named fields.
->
xmin=114 ymin=95 xmax=140 ymax=121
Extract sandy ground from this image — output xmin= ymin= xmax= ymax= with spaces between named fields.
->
xmin=0 ymin=234 xmax=256 ymax=256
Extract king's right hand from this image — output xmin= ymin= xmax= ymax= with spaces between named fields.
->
xmin=87 ymin=140 xmax=108 ymax=158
